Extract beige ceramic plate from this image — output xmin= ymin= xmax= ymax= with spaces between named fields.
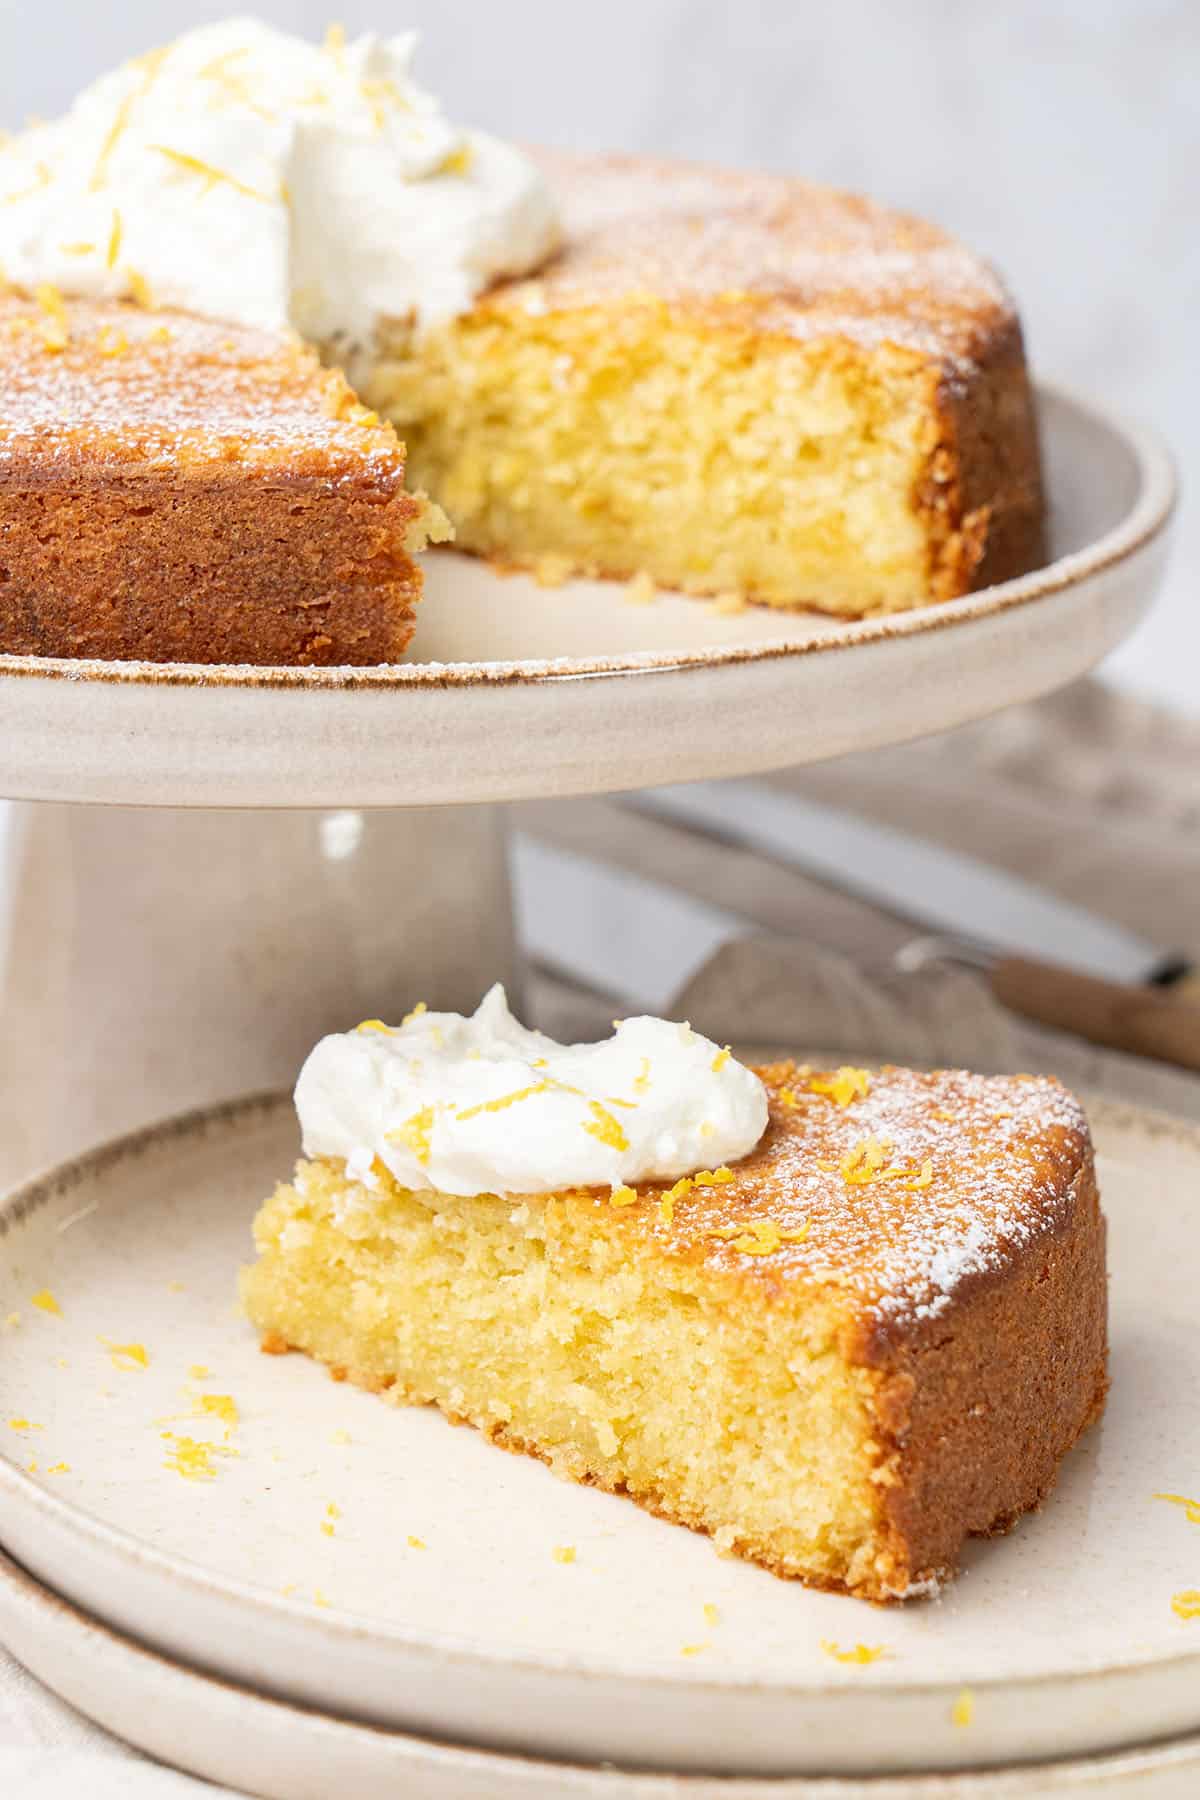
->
xmin=0 ymin=384 xmax=1175 ymax=808
xmin=4 ymin=1551 xmax=1200 ymax=1800
xmin=1 ymin=1089 xmax=1200 ymax=1778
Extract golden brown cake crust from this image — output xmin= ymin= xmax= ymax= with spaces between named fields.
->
xmin=0 ymin=295 xmax=427 ymax=664
xmin=482 ymin=151 xmax=1046 ymax=598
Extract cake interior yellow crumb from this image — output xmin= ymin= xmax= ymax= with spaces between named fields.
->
xmin=240 ymin=1156 xmax=889 ymax=1592
xmin=365 ymin=313 xmax=946 ymax=615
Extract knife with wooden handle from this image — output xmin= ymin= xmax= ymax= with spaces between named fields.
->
xmin=988 ymin=956 xmax=1200 ymax=1071
xmin=621 ymin=781 xmax=1200 ymax=1075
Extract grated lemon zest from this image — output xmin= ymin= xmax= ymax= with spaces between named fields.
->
xmin=47 ymin=1462 xmax=69 ymax=1474
xmin=106 ymin=209 xmax=122 ymax=268
xmin=951 ymin=1688 xmax=974 ymax=1726
xmin=711 ymin=1046 xmax=731 ymax=1072
xmin=91 ymin=46 xmax=170 ymax=191
xmin=1156 ymin=1492 xmax=1200 ymax=1525
xmin=633 ymin=1056 xmax=651 ymax=1095
xmin=385 ymin=1105 xmax=436 ymax=1165
xmin=198 ymin=49 xmax=277 ymax=123
xmin=150 ymin=144 xmax=278 ymax=203
xmin=839 ymin=1136 xmax=894 ymax=1185
xmin=356 ymin=1018 xmax=394 ymax=1034
xmin=31 ymin=1288 xmax=61 ymax=1316
xmin=552 ymin=1544 xmax=576 ymax=1564
xmin=359 ymin=75 xmax=408 ymax=132
xmin=582 ymin=1101 xmax=629 ymax=1152
xmin=821 ymin=1639 xmax=887 ymax=1665
xmin=809 ymin=1067 xmax=871 ymax=1107
xmin=162 ymin=1431 xmax=237 ymax=1482
xmin=609 ymin=1185 xmax=638 ymax=1208
xmin=680 ymin=1642 xmax=708 ymax=1656
xmin=456 ymin=1081 xmax=552 ymax=1121
xmin=1172 ymin=1590 xmax=1200 ymax=1620
xmin=199 ymin=1394 xmax=238 ymax=1427
xmin=401 ymin=1001 xmax=427 ymax=1025
xmin=437 ymin=142 xmax=473 ymax=175
xmin=125 ymin=269 xmax=155 ymax=309
xmin=102 ymin=1339 xmax=149 ymax=1370
xmin=189 ymin=1365 xmax=211 ymax=1379
xmin=703 ymin=1603 xmax=721 ymax=1627
xmin=61 ymin=241 xmax=97 ymax=256
xmin=407 ymin=1534 xmax=426 ymax=1549
xmin=8 ymin=1418 xmax=42 ymax=1431
xmin=694 ymin=1167 xmax=734 ymax=1187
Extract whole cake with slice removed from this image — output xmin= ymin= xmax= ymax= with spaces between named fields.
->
xmin=240 ymin=989 xmax=1107 ymax=1601
xmin=0 ymin=19 xmax=1045 ymax=664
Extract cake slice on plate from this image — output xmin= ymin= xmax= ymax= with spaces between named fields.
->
xmin=0 ymin=293 xmax=448 ymax=664
xmin=241 ymin=992 xmax=1107 ymax=1601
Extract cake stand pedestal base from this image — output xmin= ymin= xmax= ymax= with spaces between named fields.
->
xmin=0 ymin=800 xmax=516 ymax=1189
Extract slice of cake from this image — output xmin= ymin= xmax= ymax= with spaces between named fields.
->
xmin=241 ymin=994 xmax=1106 ymax=1600
xmin=0 ymin=293 xmax=448 ymax=664
xmin=367 ymin=150 xmax=1045 ymax=617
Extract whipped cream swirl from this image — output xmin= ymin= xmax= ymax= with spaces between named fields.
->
xmin=0 ymin=17 xmax=559 ymax=347
xmin=295 ymin=985 xmax=768 ymax=1199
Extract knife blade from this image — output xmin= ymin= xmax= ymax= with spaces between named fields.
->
xmin=514 ymin=784 xmax=1200 ymax=1073
xmin=629 ymin=781 xmax=1184 ymax=988
xmin=510 ymin=833 xmax=748 ymax=1012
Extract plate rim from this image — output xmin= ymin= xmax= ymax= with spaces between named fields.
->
xmin=4 ymin=1541 xmax=1200 ymax=1799
xmin=0 ymin=380 xmax=1175 ymax=693
xmin=2 ymin=1082 xmax=1200 ymax=1706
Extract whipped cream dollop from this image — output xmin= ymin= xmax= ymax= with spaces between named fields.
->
xmin=295 ymin=986 xmax=768 ymax=1199
xmin=0 ymin=17 xmax=559 ymax=346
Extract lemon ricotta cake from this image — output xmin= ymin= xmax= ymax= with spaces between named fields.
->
xmin=241 ymin=990 xmax=1107 ymax=1601
xmin=0 ymin=20 xmax=1046 ymax=661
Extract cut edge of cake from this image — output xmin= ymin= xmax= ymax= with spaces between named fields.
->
xmin=364 ymin=150 xmax=1045 ymax=619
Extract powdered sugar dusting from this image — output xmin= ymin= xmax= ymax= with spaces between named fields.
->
xmin=501 ymin=151 xmax=1014 ymax=378
xmin=642 ymin=1065 xmax=1091 ymax=1332
xmin=0 ymin=295 xmax=405 ymax=482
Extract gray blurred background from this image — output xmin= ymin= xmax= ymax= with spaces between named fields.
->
xmin=1 ymin=0 xmax=1194 ymax=712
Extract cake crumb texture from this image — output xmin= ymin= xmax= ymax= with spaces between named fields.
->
xmin=368 ymin=151 xmax=1044 ymax=616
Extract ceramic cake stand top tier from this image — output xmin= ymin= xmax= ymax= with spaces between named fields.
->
xmin=0 ymin=384 xmax=1174 ymax=810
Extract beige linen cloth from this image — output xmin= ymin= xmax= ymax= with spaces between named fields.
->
xmin=3 ymin=678 xmax=1199 ymax=1797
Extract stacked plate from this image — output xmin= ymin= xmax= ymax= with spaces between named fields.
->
xmin=2 ymin=1085 xmax=1200 ymax=1797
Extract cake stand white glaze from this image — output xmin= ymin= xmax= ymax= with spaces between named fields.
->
xmin=0 ymin=384 xmax=1174 ymax=1186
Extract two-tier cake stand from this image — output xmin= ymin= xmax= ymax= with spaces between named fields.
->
xmin=0 ymin=381 xmax=1193 ymax=1798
